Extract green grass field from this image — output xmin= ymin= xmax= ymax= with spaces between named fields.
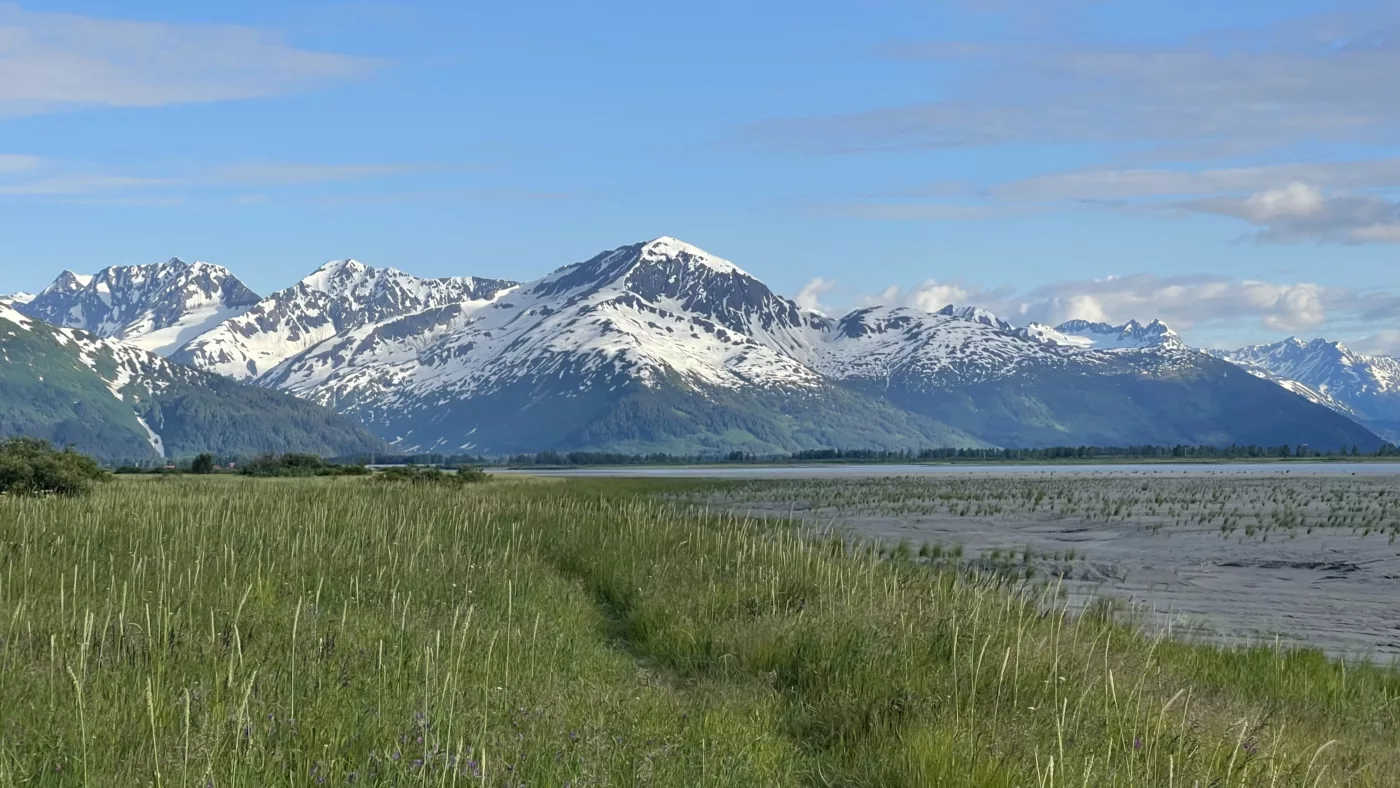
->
xmin=1 ymin=476 xmax=1397 ymax=786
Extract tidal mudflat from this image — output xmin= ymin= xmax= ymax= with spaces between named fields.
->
xmin=696 ymin=473 xmax=1400 ymax=661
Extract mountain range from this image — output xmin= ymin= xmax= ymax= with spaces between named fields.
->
xmin=5 ymin=237 xmax=1393 ymax=457
xmin=1213 ymin=340 xmax=1400 ymax=443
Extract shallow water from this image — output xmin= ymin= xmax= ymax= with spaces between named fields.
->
xmin=691 ymin=472 xmax=1400 ymax=662
xmin=504 ymin=461 xmax=1400 ymax=479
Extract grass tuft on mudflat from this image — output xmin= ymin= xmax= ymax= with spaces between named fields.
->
xmin=0 ymin=476 xmax=1395 ymax=786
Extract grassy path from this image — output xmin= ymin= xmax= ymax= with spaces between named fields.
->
xmin=0 ymin=476 xmax=1395 ymax=785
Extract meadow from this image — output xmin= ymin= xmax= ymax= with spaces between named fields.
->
xmin=1 ymin=475 xmax=1398 ymax=786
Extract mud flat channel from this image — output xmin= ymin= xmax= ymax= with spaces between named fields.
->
xmin=697 ymin=472 xmax=1400 ymax=662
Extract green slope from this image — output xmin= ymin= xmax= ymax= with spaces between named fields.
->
xmin=875 ymin=357 xmax=1387 ymax=452
xmin=0 ymin=305 xmax=388 ymax=462
xmin=0 ymin=316 xmax=157 ymax=458
xmin=353 ymin=367 xmax=984 ymax=456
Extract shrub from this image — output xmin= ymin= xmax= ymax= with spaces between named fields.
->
xmin=0 ymin=438 xmax=108 ymax=496
xmin=191 ymin=452 xmax=216 ymax=475
xmin=239 ymin=453 xmax=366 ymax=477
xmin=372 ymin=465 xmax=489 ymax=486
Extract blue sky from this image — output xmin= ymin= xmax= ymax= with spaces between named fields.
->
xmin=2 ymin=0 xmax=1399 ymax=353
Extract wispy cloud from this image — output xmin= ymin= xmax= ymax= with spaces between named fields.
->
xmin=820 ymin=202 xmax=1032 ymax=221
xmin=0 ymin=3 xmax=379 ymax=115
xmin=57 ymin=196 xmax=186 ymax=207
xmin=745 ymin=10 xmax=1400 ymax=158
xmin=0 ymin=158 xmax=433 ymax=199
xmin=1352 ymin=330 xmax=1400 ymax=356
xmin=207 ymin=162 xmax=429 ymax=186
xmin=988 ymin=159 xmax=1400 ymax=202
xmin=0 ymin=173 xmax=172 ymax=195
xmin=0 ymin=153 xmax=42 ymax=172
xmin=747 ymin=6 xmax=1400 ymax=246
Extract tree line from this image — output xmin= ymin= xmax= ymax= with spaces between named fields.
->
xmin=103 ymin=441 xmax=1400 ymax=471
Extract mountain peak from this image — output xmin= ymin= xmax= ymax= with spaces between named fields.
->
xmin=1220 ymin=336 xmax=1400 ymax=420
xmin=314 ymin=258 xmax=367 ymax=273
xmin=639 ymin=236 xmax=747 ymax=276
xmin=299 ymin=259 xmax=371 ymax=290
xmin=935 ymin=304 xmax=1015 ymax=332
xmin=41 ymin=270 xmax=93 ymax=295
xmin=19 ymin=258 xmax=260 ymax=357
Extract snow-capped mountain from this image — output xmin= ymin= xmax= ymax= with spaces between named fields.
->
xmin=172 ymin=259 xmax=516 ymax=380
xmin=4 ymin=291 xmax=35 ymax=304
xmin=1026 ymin=319 xmax=1186 ymax=351
xmin=210 ymin=237 xmax=1379 ymax=454
xmin=253 ymin=238 xmax=871 ymax=452
xmin=19 ymin=259 xmax=260 ymax=356
xmin=1216 ymin=338 xmax=1400 ymax=426
xmin=0 ymin=299 xmax=385 ymax=461
xmin=7 ymin=237 xmax=1388 ymax=456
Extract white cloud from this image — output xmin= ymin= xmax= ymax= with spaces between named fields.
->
xmin=0 ymin=3 xmax=378 ymax=114
xmin=1230 ymin=182 xmax=1325 ymax=221
xmin=1005 ymin=275 xmax=1343 ymax=332
xmin=866 ymin=280 xmax=976 ymax=313
xmin=828 ymin=272 xmax=1400 ymax=342
xmin=793 ymin=277 xmax=835 ymax=311
xmin=1182 ymin=183 xmax=1400 ymax=244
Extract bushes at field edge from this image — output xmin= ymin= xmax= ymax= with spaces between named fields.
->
xmin=0 ymin=438 xmax=108 ymax=496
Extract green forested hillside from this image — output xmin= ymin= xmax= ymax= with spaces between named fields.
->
xmin=0 ymin=304 xmax=387 ymax=462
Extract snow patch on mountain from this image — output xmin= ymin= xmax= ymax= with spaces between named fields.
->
xmin=133 ymin=414 xmax=166 ymax=457
xmin=0 ymin=300 xmax=33 ymax=331
xmin=123 ymin=303 xmax=253 ymax=355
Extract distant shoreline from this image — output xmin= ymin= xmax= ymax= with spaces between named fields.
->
xmin=495 ymin=459 xmax=1400 ymax=479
